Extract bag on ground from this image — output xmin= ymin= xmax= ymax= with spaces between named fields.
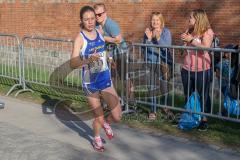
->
xmin=178 ymin=92 xmax=202 ymax=130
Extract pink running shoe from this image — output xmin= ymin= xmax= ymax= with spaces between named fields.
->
xmin=92 ymin=136 xmax=104 ymax=152
xmin=102 ymin=122 xmax=114 ymax=140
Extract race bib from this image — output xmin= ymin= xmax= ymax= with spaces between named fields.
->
xmin=88 ymin=51 xmax=108 ymax=74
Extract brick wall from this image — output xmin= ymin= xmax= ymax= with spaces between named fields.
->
xmin=0 ymin=0 xmax=239 ymax=46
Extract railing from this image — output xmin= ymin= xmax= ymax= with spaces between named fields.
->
xmin=0 ymin=34 xmax=22 ymax=96
xmin=0 ymin=33 xmax=239 ymax=123
xmin=21 ymin=36 xmax=76 ymax=93
xmin=125 ymin=43 xmax=240 ymax=122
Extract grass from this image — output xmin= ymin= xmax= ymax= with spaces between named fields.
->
xmin=121 ymin=105 xmax=240 ymax=153
xmin=0 ymin=64 xmax=81 ymax=87
xmin=0 ymin=72 xmax=240 ymax=153
xmin=0 ymin=76 xmax=87 ymax=109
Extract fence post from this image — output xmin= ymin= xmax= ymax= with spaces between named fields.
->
xmin=3 ymin=34 xmax=23 ymax=96
xmin=14 ymin=38 xmax=33 ymax=97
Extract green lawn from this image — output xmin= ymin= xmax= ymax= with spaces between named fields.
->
xmin=121 ymin=104 xmax=240 ymax=153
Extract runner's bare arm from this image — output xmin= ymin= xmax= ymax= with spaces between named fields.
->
xmin=70 ymin=34 xmax=101 ymax=69
xmin=71 ymin=34 xmax=96 ymax=68
xmin=70 ymin=34 xmax=84 ymax=69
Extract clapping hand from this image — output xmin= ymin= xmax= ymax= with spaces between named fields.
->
xmin=181 ymin=32 xmax=193 ymax=43
xmin=145 ymin=28 xmax=153 ymax=41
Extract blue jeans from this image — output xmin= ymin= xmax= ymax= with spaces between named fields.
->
xmin=181 ymin=68 xmax=212 ymax=113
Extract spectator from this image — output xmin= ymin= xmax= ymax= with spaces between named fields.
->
xmin=93 ymin=2 xmax=124 ymax=80
xmin=143 ymin=12 xmax=173 ymax=120
xmin=215 ymin=44 xmax=239 ymax=116
xmin=181 ymin=9 xmax=214 ymax=131
xmin=215 ymin=44 xmax=239 ymax=94
xmin=94 ymin=3 xmax=132 ymax=103
xmin=93 ymin=3 xmax=123 ymax=44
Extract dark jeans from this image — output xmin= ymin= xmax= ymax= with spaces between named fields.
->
xmin=181 ymin=68 xmax=212 ymax=113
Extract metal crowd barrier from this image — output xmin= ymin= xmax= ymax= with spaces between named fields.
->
xmin=20 ymin=37 xmax=128 ymax=101
xmin=0 ymin=34 xmax=129 ymax=102
xmin=0 ymin=33 xmax=239 ymax=123
xmin=105 ymin=42 xmax=134 ymax=113
xmin=21 ymin=36 xmax=77 ymax=96
xmin=125 ymin=43 xmax=240 ymax=123
xmin=0 ymin=34 xmax=22 ymax=96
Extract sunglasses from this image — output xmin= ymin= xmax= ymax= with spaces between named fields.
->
xmin=151 ymin=11 xmax=161 ymax=15
xmin=95 ymin=11 xmax=105 ymax=17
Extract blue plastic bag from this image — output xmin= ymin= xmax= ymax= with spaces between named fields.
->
xmin=178 ymin=113 xmax=200 ymax=130
xmin=178 ymin=92 xmax=202 ymax=130
xmin=223 ymin=93 xmax=240 ymax=116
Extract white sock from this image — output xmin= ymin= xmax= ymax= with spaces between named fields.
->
xmin=95 ymin=135 xmax=101 ymax=140
xmin=94 ymin=136 xmax=101 ymax=140
xmin=103 ymin=121 xmax=110 ymax=128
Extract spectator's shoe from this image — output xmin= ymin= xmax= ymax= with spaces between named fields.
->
xmin=198 ymin=121 xmax=208 ymax=132
xmin=92 ymin=136 xmax=104 ymax=152
xmin=148 ymin=112 xmax=157 ymax=121
xmin=163 ymin=108 xmax=175 ymax=121
xmin=102 ymin=122 xmax=114 ymax=140
xmin=221 ymin=110 xmax=227 ymax=117
xmin=0 ymin=101 xmax=4 ymax=109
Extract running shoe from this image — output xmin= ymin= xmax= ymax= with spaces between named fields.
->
xmin=92 ymin=136 xmax=104 ymax=152
xmin=102 ymin=122 xmax=114 ymax=140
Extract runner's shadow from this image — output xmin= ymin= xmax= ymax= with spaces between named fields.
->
xmin=46 ymin=58 xmax=102 ymax=144
xmin=41 ymin=94 xmax=58 ymax=114
xmin=54 ymin=100 xmax=94 ymax=144
xmin=40 ymin=92 xmax=94 ymax=144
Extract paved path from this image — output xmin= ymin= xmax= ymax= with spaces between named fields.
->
xmin=0 ymin=95 xmax=239 ymax=160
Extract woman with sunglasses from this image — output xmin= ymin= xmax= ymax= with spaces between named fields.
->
xmin=70 ymin=5 xmax=122 ymax=152
xmin=143 ymin=12 xmax=173 ymax=120
xmin=180 ymin=9 xmax=214 ymax=131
